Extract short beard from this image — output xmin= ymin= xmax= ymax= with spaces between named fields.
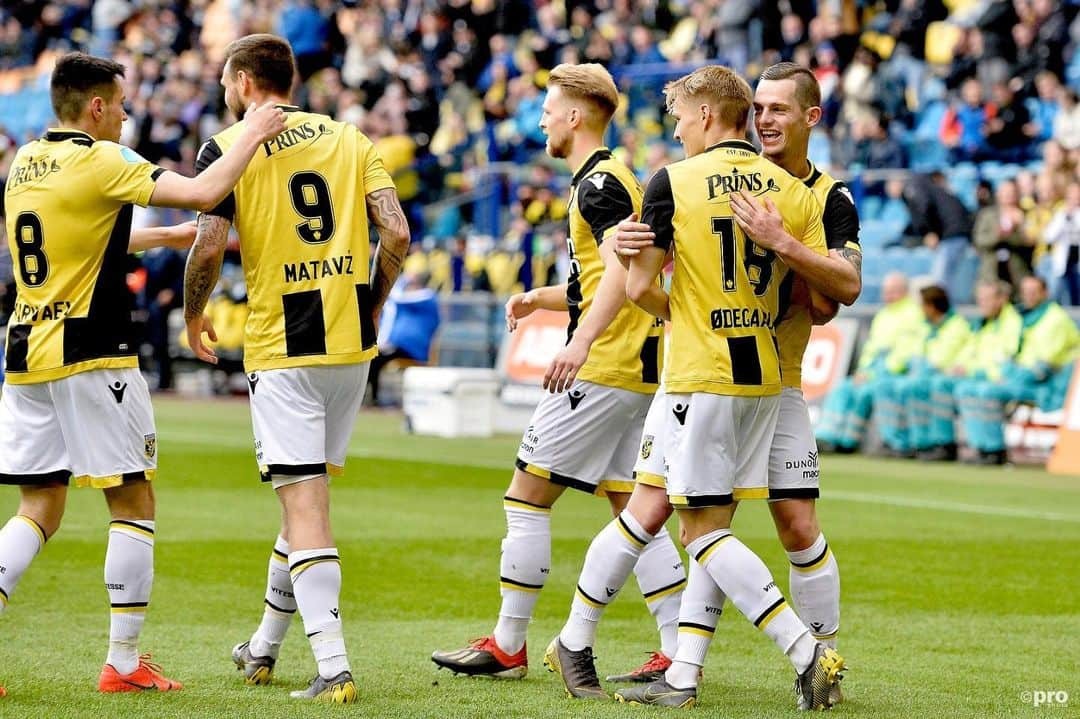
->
xmin=228 ymin=96 xmax=246 ymax=121
xmin=546 ymin=138 xmax=569 ymax=159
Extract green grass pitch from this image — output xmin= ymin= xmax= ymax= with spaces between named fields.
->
xmin=1 ymin=396 xmax=1077 ymax=718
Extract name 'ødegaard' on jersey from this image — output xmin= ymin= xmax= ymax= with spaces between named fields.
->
xmin=3 ymin=130 xmax=164 ymax=384
xmin=566 ymin=147 xmax=664 ymax=394
xmin=196 ymin=106 xmax=396 ymax=373
xmin=775 ymin=162 xmax=861 ymax=389
xmin=644 ymin=139 xmax=827 ymax=396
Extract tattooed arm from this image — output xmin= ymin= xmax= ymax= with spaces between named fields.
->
xmin=183 ymin=214 xmax=231 ymax=364
xmin=366 ymin=187 xmax=412 ymax=318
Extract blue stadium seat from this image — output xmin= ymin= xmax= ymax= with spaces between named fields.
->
xmin=951 ymin=246 xmax=979 ymax=304
xmin=808 ymin=132 xmax=832 ymax=168
xmin=878 ymin=198 xmax=910 ymax=226
xmin=861 ymin=248 xmax=885 ymax=278
xmin=946 ymin=172 xmax=979 ymax=211
xmin=860 ymin=195 xmax=883 ymax=221
xmin=905 ymin=101 xmax=950 ymax=171
xmin=906 ymin=247 xmax=935 ymax=276
xmin=860 ymin=281 xmax=882 ymax=304
xmin=979 ymin=161 xmax=1020 ymax=186
xmin=859 ymin=219 xmax=906 ymax=249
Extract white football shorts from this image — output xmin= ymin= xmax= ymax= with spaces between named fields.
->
xmin=767 ymin=386 xmax=821 ymax=499
xmin=0 ymin=367 xmax=156 ymax=488
xmin=516 ymin=379 xmax=653 ymax=496
xmin=665 ymin=391 xmax=780 ymax=507
xmin=248 ymin=362 xmax=369 ymax=487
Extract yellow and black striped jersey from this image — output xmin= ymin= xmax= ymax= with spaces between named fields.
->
xmin=645 ymin=139 xmax=827 ymax=396
xmin=197 ymin=107 xmax=395 ymax=372
xmin=776 ymin=163 xmax=861 ymax=388
xmin=3 ymin=129 xmax=163 ymax=384
xmin=566 ymin=147 xmax=663 ymax=393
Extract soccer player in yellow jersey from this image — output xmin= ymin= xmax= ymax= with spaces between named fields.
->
xmin=182 ymin=35 xmax=410 ymax=704
xmin=557 ymin=65 xmax=862 ymax=706
xmin=431 ymin=64 xmax=681 ymax=690
xmin=604 ymin=66 xmax=844 ymax=710
xmin=0 ymin=52 xmax=285 ymax=696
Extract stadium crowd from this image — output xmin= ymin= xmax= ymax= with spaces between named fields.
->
xmin=2 ymin=1 xmax=1080 ymax=300
xmin=1 ymin=1 xmax=1080 ymax=442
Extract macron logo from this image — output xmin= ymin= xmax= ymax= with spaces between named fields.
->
xmin=587 ymin=173 xmax=606 ymax=190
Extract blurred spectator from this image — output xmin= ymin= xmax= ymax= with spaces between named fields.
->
xmin=816 ymin=273 xmax=924 ymax=453
xmin=902 ymin=172 xmax=973 ymax=299
xmin=276 ymin=0 xmax=334 ymax=80
xmin=957 ymin=275 xmax=1080 ymax=465
xmin=369 ymin=270 xmax=441 ymax=405
xmin=876 ymin=284 xmax=972 ymax=458
xmin=1043 ymin=182 xmax=1080 ymax=305
xmin=845 ymin=115 xmax=905 ymax=169
xmin=1028 ymin=71 xmax=1061 ymax=142
xmin=1027 ymin=172 xmax=1061 ymax=264
xmin=973 ymin=180 xmax=1031 ymax=289
xmin=919 ymin=280 xmax=1022 ymax=462
xmin=888 ymin=285 xmax=973 ymax=461
xmin=941 ymin=77 xmax=989 ymax=162
xmin=1053 ymin=88 xmax=1080 ymax=151
xmin=983 ymin=82 xmax=1037 ymax=161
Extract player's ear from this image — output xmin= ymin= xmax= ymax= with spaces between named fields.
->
xmin=89 ymin=95 xmax=104 ymax=121
xmin=567 ymin=106 xmax=580 ymax=130
xmin=699 ymin=102 xmax=715 ymax=130
xmin=806 ymin=105 xmax=823 ymax=129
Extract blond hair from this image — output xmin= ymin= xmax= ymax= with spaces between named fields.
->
xmin=664 ymin=65 xmax=753 ymax=131
xmin=547 ymin=63 xmax=619 ymax=125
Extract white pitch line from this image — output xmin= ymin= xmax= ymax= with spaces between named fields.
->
xmin=826 ymin=490 xmax=1080 ymax=523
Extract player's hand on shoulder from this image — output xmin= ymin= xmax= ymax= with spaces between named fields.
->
xmin=186 ymin=314 xmax=219 ymax=365
xmin=243 ymin=101 xmax=287 ymax=143
xmin=731 ymin=190 xmax=785 ymax=250
xmin=505 ymin=290 xmax=537 ymax=331
xmin=614 ymin=213 xmax=656 ymax=259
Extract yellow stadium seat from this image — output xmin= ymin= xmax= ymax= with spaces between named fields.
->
xmin=925 ymin=21 xmax=962 ymax=65
xmin=427 ymin=249 xmax=452 ymax=291
xmin=485 ymin=251 xmax=524 ymax=296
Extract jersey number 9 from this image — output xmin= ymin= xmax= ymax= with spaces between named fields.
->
xmin=289 ymin=171 xmax=336 ymax=244
xmin=14 ymin=212 xmax=49 ymax=287
xmin=711 ymin=217 xmax=774 ymax=297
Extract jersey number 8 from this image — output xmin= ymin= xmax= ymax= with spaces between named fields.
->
xmin=14 ymin=212 xmax=49 ymax=287
xmin=289 ymin=171 xmax=336 ymax=244
xmin=711 ymin=216 xmax=775 ymax=297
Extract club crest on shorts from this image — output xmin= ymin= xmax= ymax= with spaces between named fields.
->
xmin=144 ymin=433 xmax=156 ymax=459
xmin=640 ymin=435 xmax=654 ymax=460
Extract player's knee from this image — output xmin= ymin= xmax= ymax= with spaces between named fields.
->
xmin=777 ymin=512 xmax=820 ymax=552
xmin=18 ymin=485 xmax=67 ymax=539
xmin=104 ymin=477 xmax=156 ymax=520
xmin=627 ymin=487 xmax=672 ymax=535
xmin=506 ymin=468 xmax=562 ymax=508
xmin=19 ymin=506 xmax=64 ymax=540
